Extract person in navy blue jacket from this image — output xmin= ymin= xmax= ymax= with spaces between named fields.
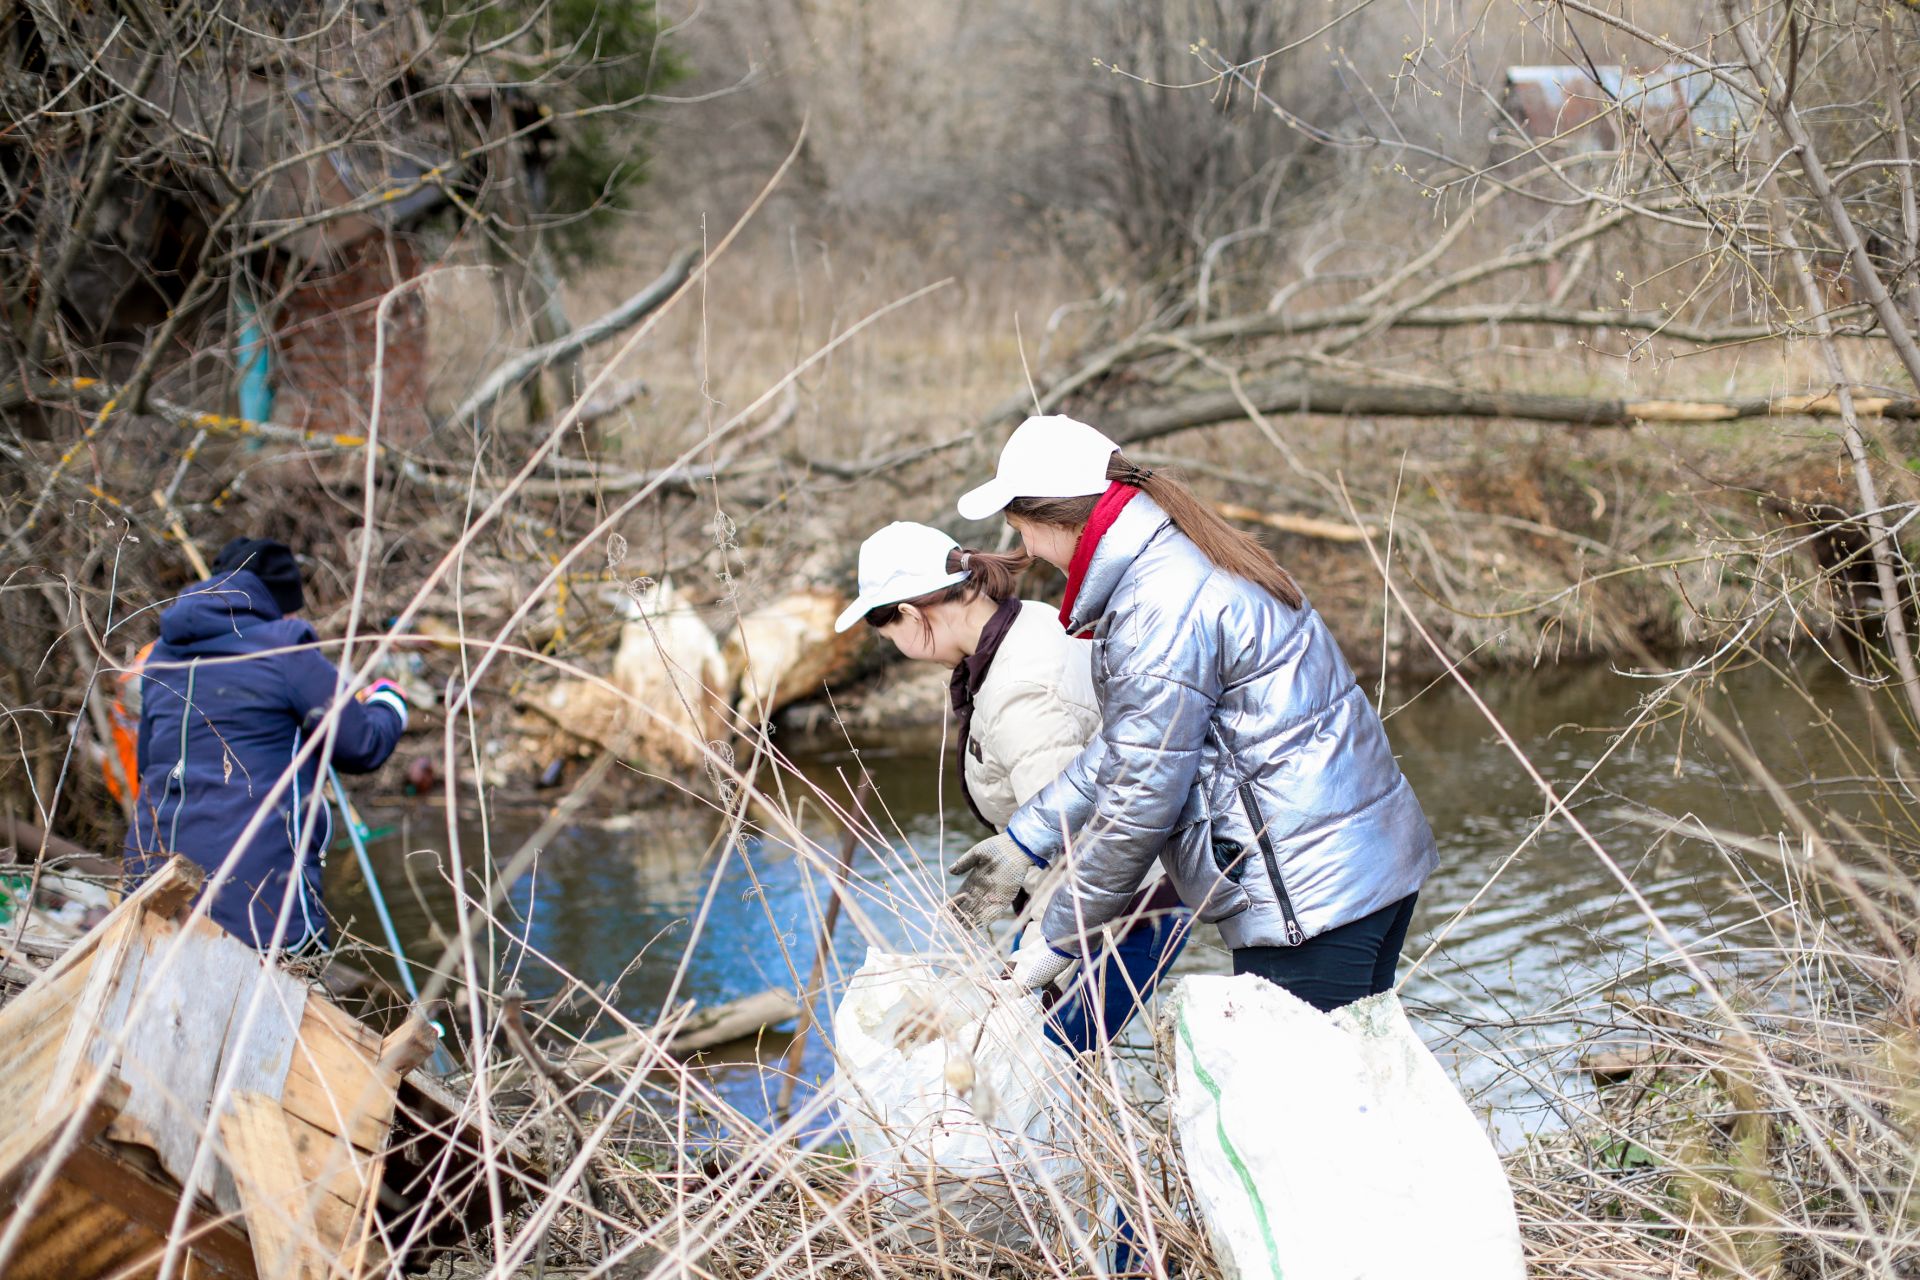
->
xmin=122 ymin=538 xmax=408 ymax=952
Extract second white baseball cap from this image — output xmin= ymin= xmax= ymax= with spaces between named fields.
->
xmin=834 ymin=522 xmax=970 ymax=633
xmin=956 ymin=415 xmax=1121 ymax=522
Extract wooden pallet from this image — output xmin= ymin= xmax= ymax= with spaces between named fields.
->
xmin=0 ymin=857 xmax=433 ymax=1279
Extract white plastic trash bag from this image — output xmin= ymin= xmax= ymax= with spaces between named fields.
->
xmin=832 ymin=948 xmax=1082 ymax=1246
xmin=1169 ymin=975 xmax=1524 ymax=1280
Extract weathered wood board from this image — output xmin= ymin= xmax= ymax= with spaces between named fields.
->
xmin=0 ymin=857 xmax=412 ymax=1280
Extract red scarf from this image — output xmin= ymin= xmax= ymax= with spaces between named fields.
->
xmin=1058 ymin=481 xmax=1139 ymax=636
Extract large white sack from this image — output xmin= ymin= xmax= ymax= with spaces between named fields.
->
xmin=1169 ymin=975 xmax=1523 ymax=1280
xmin=832 ymin=948 xmax=1084 ymax=1247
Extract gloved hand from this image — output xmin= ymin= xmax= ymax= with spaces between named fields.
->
xmin=947 ymin=832 xmax=1034 ymax=928
xmin=356 ymin=678 xmax=410 ymax=730
xmin=1010 ymin=933 xmax=1076 ymax=992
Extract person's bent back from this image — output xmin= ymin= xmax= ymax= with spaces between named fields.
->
xmin=122 ymin=539 xmax=407 ymax=951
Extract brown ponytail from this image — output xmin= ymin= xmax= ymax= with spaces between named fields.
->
xmin=1006 ymin=453 xmax=1304 ymax=609
xmin=944 ymin=546 xmax=1028 ymax=599
xmin=862 ymin=546 xmax=1032 ymax=629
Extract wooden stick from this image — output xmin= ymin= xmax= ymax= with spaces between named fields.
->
xmin=150 ymin=488 xmax=212 ymax=580
xmin=1211 ymin=500 xmax=1377 ymax=543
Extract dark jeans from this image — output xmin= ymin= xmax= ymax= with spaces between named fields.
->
xmin=1231 ymin=892 xmax=1418 ymax=1013
xmin=1042 ymin=908 xmax=1192 ymax=1054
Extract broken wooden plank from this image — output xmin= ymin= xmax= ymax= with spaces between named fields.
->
xmin=0 ymin=1075 xmax=127 ymax=1209
xmin=38 ymin=906 xmax=146 ymax=1125
xmin=278 ymin=998 xmax=398 ymax=1156
xmin=221 ymin=1091 xmax=325 ymax=1280
xmin=0 ymin=1076 xmax=258 ymax=1280
xmin=5 ymin=1150 xmax=258 ymax=1280
xmin=96 ymin=912 xmax=307 ymax=1215
xmin=27 ymin=857 xmax=201 ymax=995
xmin=379 ymin=1015 xmax=441 ymax=1079
xmin=0 ymin=857 xmax=408 ymax=1279
xmin=279 ymin=1062 xmax=390 ymax=1155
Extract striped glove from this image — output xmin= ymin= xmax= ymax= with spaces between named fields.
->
xmin=357 ymin=678 xmax=409 ymax=731
xmin=1010 ymin=933 xmax=1076 ymax=992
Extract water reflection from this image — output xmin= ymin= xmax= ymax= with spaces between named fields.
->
xmin=328 ymin=657 xmax=1876 ymax=1143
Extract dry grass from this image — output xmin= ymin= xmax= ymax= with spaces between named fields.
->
xmin=12 ymin=74 xmax=1920 ymax=1275
xmin=310 ymin=629 xmax=1920 ymax=1280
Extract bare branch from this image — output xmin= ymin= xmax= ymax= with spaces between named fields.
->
xmin=447 ymin=248 xmax=701 ymax=433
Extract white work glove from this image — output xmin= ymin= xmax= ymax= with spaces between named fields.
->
xmin=948 ymin=832 xmax=1034 ymax=928
xmin=1010 ymin=933 xmax=1077 ymax=992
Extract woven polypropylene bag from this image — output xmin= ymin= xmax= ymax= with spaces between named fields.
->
xmin=1169 ymin=974 xmax=1524 ymax=1280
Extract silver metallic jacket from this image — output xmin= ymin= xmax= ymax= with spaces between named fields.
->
xmin=1006 ymin=495 xmax=1439 ymax=952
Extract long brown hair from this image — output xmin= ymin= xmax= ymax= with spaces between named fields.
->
xmin=1006 ymin=452 xmax=1304 ymax=608
xmin=863 ymin=546 xmax=1030 ymax=630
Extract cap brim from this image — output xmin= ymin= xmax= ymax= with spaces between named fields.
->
xmin=834 ymin=598 xmax=873 ymax=633
xmin=956 ymin=478 xmax=1016 ymax=522
xmin=834 ymin=570 xmax=971 ymax=633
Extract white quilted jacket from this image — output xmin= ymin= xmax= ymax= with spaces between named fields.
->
xmin=962 ymin=600 xmax=1101 ymax=829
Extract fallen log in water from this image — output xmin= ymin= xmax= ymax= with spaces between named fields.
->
xmin=488 ymin=988 xmax=805 ymax=1094
xmin=582 ymin=988 xmax=804 ymax=1066
xmin=662 ymin=987 xmax=803 ymax=1054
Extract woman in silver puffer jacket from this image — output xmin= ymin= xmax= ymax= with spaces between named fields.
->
xmin=949 ymin=415 xmax=1439 ymax=1012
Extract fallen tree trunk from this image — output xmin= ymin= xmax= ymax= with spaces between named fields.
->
xmin=1107 ymin=378 xmax=1920 ymax=442
xmin=980 ymin=303 xmax=1845 ymax=429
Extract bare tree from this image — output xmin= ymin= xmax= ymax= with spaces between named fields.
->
xmin=0 ymin=0 xmax=676 ymax=845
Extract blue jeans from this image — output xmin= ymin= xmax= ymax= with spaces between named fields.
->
xmin=1042 ymin=909 xmax=1192 ymax=1055
xmin=1039 ymin=911 xmax=1188 ymax=1275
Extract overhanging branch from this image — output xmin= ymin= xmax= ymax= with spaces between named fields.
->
xmin=447 ymin=247 xmax=700 ymax=433
xmin=986 ymin=303 xmax=1832 ymax=429
xmin=1108 ymin=378 xmax=1920 ymax=442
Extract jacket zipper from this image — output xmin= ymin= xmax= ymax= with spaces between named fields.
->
xmin=1237 ymin=781 xmax=1305 ymax=946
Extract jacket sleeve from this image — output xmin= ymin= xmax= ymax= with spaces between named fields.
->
xmin=1006 ymin=731 xmax=1103 ymax=861
xmin=1036 ymin=604 xmax=1221 ymax=953
xmin=283 ymin=649 xmax=405 ymax=774
xmin=997 ymin=681 xmax=1098 ymax=814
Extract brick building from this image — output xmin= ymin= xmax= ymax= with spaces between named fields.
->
xmin=272 ymin=234 xmax=433 ymax=447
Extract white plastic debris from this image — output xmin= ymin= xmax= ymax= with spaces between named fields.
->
xmin=1168 ymin=975 xmax=1524 ymax=1280
xmin=832 ymin=948 xmax=1083 ymax=1247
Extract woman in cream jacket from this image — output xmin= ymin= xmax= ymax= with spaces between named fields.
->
xmin=837 ymin=520 xmax=1189 ymax=1051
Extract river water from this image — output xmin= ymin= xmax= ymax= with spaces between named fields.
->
xmin=329 ymin=656 xmax=1876 ymax=1144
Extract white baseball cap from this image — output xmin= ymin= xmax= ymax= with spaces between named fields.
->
xmin=956 ymin=415 xmax=1121 ymax=521
xmin=834 ymin=522 xmax=970 ymax=633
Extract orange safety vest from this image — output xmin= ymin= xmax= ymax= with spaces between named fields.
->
xmin=103 ymin=641 xmax=154 ymax=807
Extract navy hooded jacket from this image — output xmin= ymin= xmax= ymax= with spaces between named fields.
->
xmin=122 ymin=569 xmax=405 ymax=949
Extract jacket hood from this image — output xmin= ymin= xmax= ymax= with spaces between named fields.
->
xmin=1066 ymin=494 xmax=1173 ymax=633
xmin=158 ymin=570 xmax=286 ymax=647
